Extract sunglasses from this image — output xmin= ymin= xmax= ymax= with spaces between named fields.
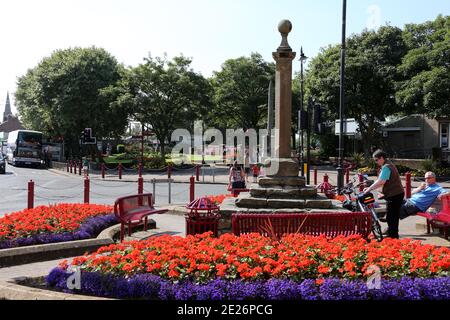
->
xmin=425 ymin=177 xmax=434 ymax=180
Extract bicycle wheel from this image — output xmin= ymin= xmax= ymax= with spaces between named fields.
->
xmin=372 ymin=220 xmax=383 ymax=241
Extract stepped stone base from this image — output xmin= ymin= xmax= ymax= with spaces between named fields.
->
xmin=250 ymin=186 xmax=317 ymax=198
xmin=235 ymin=194 xmax=332 ymax=209
xmin=258 ymin=176 xmax=306 ymax=187
xmin=264 ymin=158 xmax=299 ymax=177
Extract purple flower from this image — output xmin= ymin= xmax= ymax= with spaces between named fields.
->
xmin=298 ymin=279 xmax=320 ymax=300
xmin=194 ymin=279 xmax=228 ymax=300
xmin=264 ymin=278 xmax=301 ymax=300
xmin=45 ymin=268 xmax=450 ymax=301
xmin=0 ymin=214 xmax=117 ymax=249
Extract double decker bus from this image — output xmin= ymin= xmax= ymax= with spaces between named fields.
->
xmin=6 ymin=130 xmax=44 ymax=167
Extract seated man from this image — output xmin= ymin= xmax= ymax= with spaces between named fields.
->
xmin=400 ymin=172 xmax=449 ymax=219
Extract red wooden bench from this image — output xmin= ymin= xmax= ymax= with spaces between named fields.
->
xmin=232 ymin=211 xmax=372 ymax=239
xmin=114 ymin=193 xmax=168 ymax=242
xmin=418 ymin=195 xmax=450 ymax=240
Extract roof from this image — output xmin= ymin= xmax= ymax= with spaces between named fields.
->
xmin=0 ymin=116 xmax=25 ymax=133
xmin=382 ymin=114 xmax=423 ymax=128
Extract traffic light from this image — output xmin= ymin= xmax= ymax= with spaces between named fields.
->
xmin=81 ymin=128 xmax=96 ymax=144
xmin=298 ymin=110 xmax=308 ymax=131
xmin=83 ymin=128 xmax=91 ymax=142
xmin=313 ymin=104 xmax=323 ymax=134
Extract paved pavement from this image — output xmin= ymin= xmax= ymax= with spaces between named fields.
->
xmin=0 ymin=213 xmax=448 ymax=283
xmin=0 ymin=165 xmax=229 ymax=216
xmin=1 ymin=163 xmax=449 ymax=284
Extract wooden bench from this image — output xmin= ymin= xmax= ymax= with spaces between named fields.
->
xmin=232 ymin=211 xmax=372 ymax=239
xmin=418 ymin=195 xmax=450 ymax=240
xmin=114 ymin=193 xmax=168 ymax=242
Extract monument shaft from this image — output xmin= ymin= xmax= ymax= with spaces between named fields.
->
xmin=273 ymin=52 xmax=296 ymax=159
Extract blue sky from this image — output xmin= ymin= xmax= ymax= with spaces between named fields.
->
xmin=1 ymin=0 xmax=449 ymax=115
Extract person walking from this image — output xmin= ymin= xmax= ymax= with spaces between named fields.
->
xmin=229 ymin=160 xmax=246 ymax=190
xmin=251 ymin=164 xmax=260 ymax=183
xmin=363 ymin=150 xmax=404 ymax=239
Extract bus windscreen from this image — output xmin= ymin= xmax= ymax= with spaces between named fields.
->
xmin=17 ymin=132 xmax=42 ymax=158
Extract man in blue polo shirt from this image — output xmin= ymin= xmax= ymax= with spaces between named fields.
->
xmin=400 ymin=172 xmax=449 ymax=219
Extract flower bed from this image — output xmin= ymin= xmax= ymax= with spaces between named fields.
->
xmin=206 ymin=194 xmax=233 ymax=205
xmin=46 ymin=268 xmax=450 ymax=300
xmin=0 ymin=204 xmax=116 ymax=249
xmin=47 ymin=233 xmax=450 ymax=300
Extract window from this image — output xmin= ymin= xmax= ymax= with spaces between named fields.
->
xmin=441 ymin=123 xmax=449 ymax=149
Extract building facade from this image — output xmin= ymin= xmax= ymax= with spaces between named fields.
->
xmin=381 ymin=114 xmax=449 ymax=161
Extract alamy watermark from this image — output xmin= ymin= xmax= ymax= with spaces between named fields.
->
xmin=366 ymin=265 xmax=382 ymax=290
xmin=66 ymin=266 xmax=81 ymax=290
xmin=171 ymin=121 xmax=281 ymax=173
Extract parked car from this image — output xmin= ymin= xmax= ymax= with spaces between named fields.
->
xmin=0 ymin=153 xmax=6 ymax=174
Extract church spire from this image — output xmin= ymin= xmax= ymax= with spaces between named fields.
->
xmin=3 ymin=92 xmax=12 ymax=122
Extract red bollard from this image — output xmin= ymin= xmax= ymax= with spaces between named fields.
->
xmin=118 ymin=163 xmax=122 ymax=180
xmin=359 ymin=173 xmax=365 ymax=193
xmin=196 ymin=166 xmax=200 ymax=182
xmin=69 ymin=160 xmax=73 ymax=174
xmin=313 ymin=168 xmax=318 ymax=186
xmin=346 ymin=168 xmax=350 ymax=184
xmin=84 ymin=177 xmax=90 ymax=204
xmin=27 ymin=180 xmax=34 ymax=209
xmin=405 ymin=172 xmax=412 ymax=199
xmin=138 ymin=177 xmax=144 ymax=194
xmin=138 ymin=162 xmax=142 ymax=178
xmin=101 ymin=163 xmax=105 ymax=179
xmin=190 ymin=176 xmax=195 ymax=202
xmin=74 ymin=161 xmax=77 ymax=175
xmin=168 ymin=165 xmax=172 ymax=179
xmin=66 ymin=162 xmax=69 ymax=172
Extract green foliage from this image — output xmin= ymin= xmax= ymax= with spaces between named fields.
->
xmin=15 ymin=47 xmax=128 ymax=156
xmin=209 ymin=53 xmax=275 ymax=130
xmin=350 ymin=153 xmax=365 ymax=168
xmin=141 ymin=152 xmax=167 ymax=169
xmin=116 ymin=144 xmax=125 ymax=154
xmin=421 ymin=159 xmax=435 ymax=172
xmin=396 ymin=15 xmax=450 ymax=118
xmin=316 ymin=133 xmax=338 ymax=158
xmin=109 ymin=55 xmax=212 ymax=155
xmin=304 ymin=26 xmax=408 ymax=157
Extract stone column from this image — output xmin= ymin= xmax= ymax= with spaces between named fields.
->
xmin=267 ymin=20 xmax=298 ymax=177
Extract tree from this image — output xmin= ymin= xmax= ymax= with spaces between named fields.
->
xmin=304 ymin=26 xmax=408 ymax=157
xmin=15 ymin=47 xmax=128 ymax=157
xmin=396 ymin=15 xmax=450 ymax=118
xmin=110 ymin=55 xmax=212 ymax=156
xmin=209 ymin=53 xmax=275 ymax=130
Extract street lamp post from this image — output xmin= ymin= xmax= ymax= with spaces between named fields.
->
xmin=307 ymin=97 xmax=313 ymax=185
xmin=337 ymin=0 xmax=347 ymax=191
xmin=298 ymin=47 xmax=307 ymax=177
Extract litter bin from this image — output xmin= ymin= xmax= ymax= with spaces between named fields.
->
xmin=186 ymin=197 xmax=220 ymax=237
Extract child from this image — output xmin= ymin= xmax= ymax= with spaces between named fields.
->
xmin=251 ymin=164 xmax=260 ymax=183
xmin=82 ymin=157 xmax=90 ymax=177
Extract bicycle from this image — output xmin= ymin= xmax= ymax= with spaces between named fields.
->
xmin=330 ymin=176 xmax=384 ymax=241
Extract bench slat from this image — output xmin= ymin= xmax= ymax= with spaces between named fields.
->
xmin=232 ymin=212 xmax=372 ymax=239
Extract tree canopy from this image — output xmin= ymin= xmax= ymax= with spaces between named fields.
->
xmin=15 ymin=47 xmax=128 ymax=156
xmin=109 ymin=55 xmax=212 ymax=155
xmin=209 ymin=53 xmax=275 ymax=130
xmin=396 ymin=15 xmax=450 ymax=118
xmin=304 ymin=26 xmax=407 ymax=156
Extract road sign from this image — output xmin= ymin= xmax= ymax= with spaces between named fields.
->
xmin=335 ymin=118 xmax=358 ymax=136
